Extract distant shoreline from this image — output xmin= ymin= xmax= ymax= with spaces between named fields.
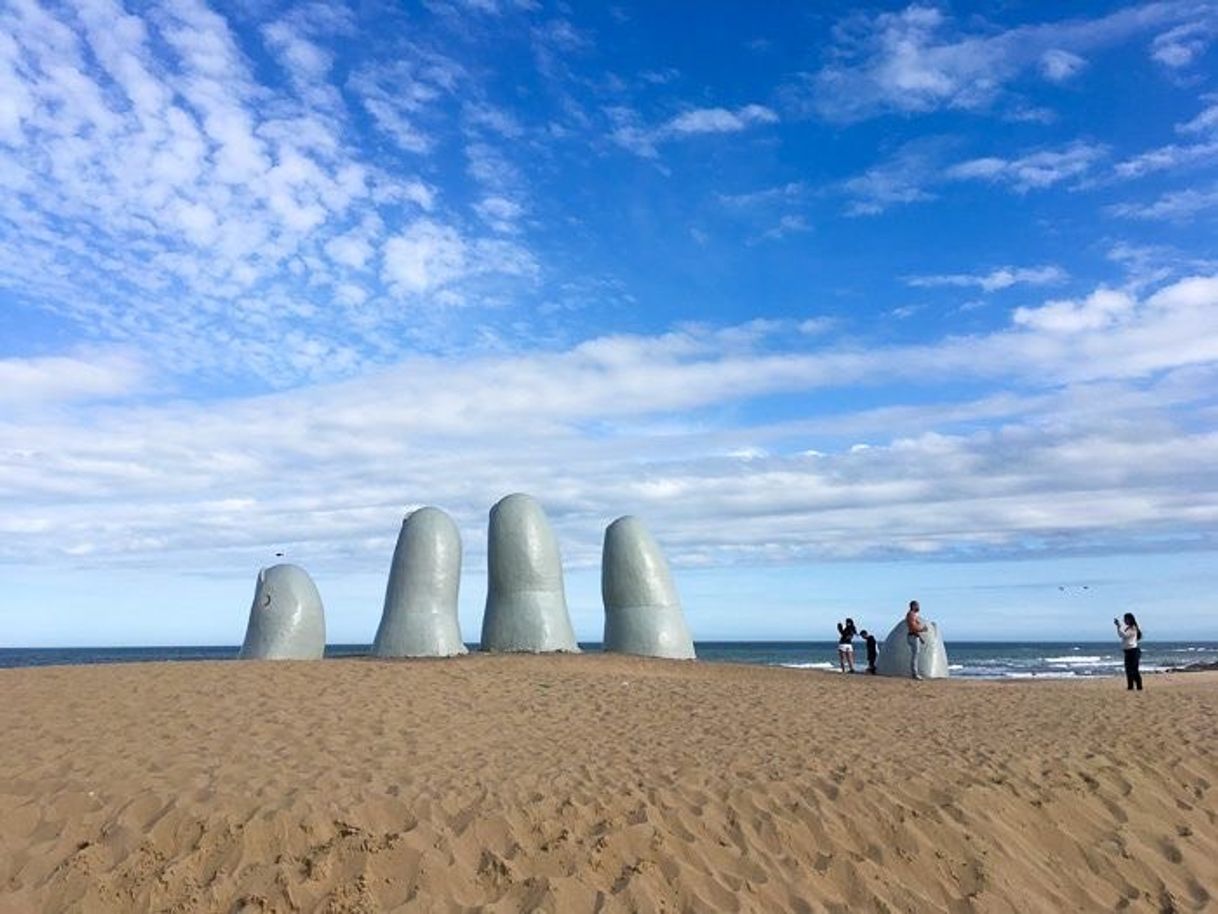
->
xmin=2 ymin=640 xmax=1217 ymax=679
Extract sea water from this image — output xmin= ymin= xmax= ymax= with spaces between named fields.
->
xmin=1 ymin=641 xmax=1216 ymax=679
xmin=699 ymin=641 xmax=1218 ymax=679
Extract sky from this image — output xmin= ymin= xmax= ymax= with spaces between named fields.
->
xmin=2 ymin=0 xmax=1218 ymax=646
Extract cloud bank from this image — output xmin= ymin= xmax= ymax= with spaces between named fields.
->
xmin=5 ymin=275 xmax=1217 ymax=575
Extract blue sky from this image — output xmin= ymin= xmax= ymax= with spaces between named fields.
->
xmin=3 ymin=0 xmax=1218 ymax=646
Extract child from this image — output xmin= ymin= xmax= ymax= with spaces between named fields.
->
xmin=859 ymin=629 xmax=878 ymax=674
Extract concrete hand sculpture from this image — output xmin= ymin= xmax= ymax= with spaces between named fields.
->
xmin=875 ymin=618 xmax=950 ymax=679
xmin=372 ymin=507 xmax=468 ymax=658
xmin=480 ymin=493 xmax=580 ymax=653
xmin=602 ymin=516 xmax=695 ymax=659
xmin=238 ymin=563 xmax=326 ymax=660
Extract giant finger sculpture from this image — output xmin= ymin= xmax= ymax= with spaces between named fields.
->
xmin=602 ymin=516 xmax=695 ymax=659
xmin=238 ymin=563 xmax=326 ymax=660
xmin=875 ymin=618 xmax=950 ymax=679
xmin=480 ymin=493 xmax=580 ymax=653
xmin=372 ymin=507 xmax=468 ymax=658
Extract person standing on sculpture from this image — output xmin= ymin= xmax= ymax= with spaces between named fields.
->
xmin=905 ymin=601 xmax=927 ymax=680
xmin=859 ymin=629 xmax=878 ymax=675
xmin=836 ymin=617 xmax=857 ymax=673
xmin=1115 ymin=612 xmax=1144 ymax=691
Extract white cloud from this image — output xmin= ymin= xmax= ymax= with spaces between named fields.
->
xmin=1002 ymin=104 xmax=1058 ymax=125
xmin=0 ymin=350 xmax=144 ymax=405
xmin=386 ymin=180 xmax=437 ymax=211
xmin=1109 ymin=96 xmax=1218 ymax=180
xmin=349 ymin=54 xmax=465 ymax=154
xmin=605 ymin=106 xmax=658 ymax=157
xmin=434 ymin=0 xmax=487 ymax=13
xmin=532 ymin=18 xmax=589 ymax=53
xmin=717 ymin=182 xmax=805 ymax=207
xmin=946 ymin=142 xmax=1105 ymax=191
xmin=843 ymin=140 xmax=1105 ymax=215
xmin=759 ymin=214 xmax=811 ymax=241
xmin=1013 ymin=288 xmax=1135 ymax=333
xmin=465 ymin=141 xmax=522 ymax=191
xmin=462 ymin=102 xmax=525 ymax=139
xmin=1108 ymin=186 xmax=1218 ymax=220
xmin=262 ymin=21 xmax=334 ymax=84
xmin=4 ymin=0 xmax=1218 ymax=597
xmin=608 ymin=103 xmax=778 ymax=156
xmin=529 ymin=17 xmax=590 ymax=77
xmin=841 ymin=140 xmax=942 ymax=215
xmin=790 ymin=4 xmax=1193 ymax=122
xmin=1146 ymin=274 xmax=1218 ymax=310
xmin=335 ymin=283 xmax=368 ymax=306
xmin=1113 ymin=140 xmax=1218 ymax=179
xmin=325 ymin=230 xmax=376 ymax=270
xmin=0 ymin=1 xmax=534 ymax=388
xmin=382 ymin=219 xmax=536 ymax=295
xmin=944 ymin=157 xmax=1005 ymax=180
xmin=5 ymin=276 xmax=1218 ymax=570
xmin=798 ymin=318 xmax=835 ymax=336
xmin=356 ymin=94 xmax=432 ymax=153
xmin=907 ymin=265 xmax=1067 ymax=293
xmin=382 ymin=221 xmax=471 ymax=294
xmin=1150 ymin=21 xmax=1215 ymax=68
xmin=474 ymin=195 xmax=524 ymax=233
xmin=1040 ymin=49 xmax=1086 ymax=82
xmin=639 ymin=67 xmax=680 ymax=85
xmin=1178 ymin=98 xmax=1218 ymax=134
xmin=665 ymin=104 xmax=778 ymax=135
xmin=1106 ymin=242 xmax=1178 ymax=289
xmin=808 ymin=6 xmax=998 ymax=118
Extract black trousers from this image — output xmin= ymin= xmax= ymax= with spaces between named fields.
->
xmin=1123 ymin=648 xmax=1143 ymax=691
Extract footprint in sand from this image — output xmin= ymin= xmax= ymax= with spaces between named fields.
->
xmin=1158 ymin=838 xmax=1184 ymax=864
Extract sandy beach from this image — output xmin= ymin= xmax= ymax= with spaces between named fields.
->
xmin=1 ymin=656 xmax=1215 ymax=913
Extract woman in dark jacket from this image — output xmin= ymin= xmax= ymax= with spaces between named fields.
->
xmin=836 ymin=618 xmax=857 ymax=673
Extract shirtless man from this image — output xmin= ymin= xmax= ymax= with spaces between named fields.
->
xmin=905 ymin=600 xmax=927 ymax=680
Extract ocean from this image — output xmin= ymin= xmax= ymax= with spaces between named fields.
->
xmin=1 ymin=641 xmax=1215 ymax=678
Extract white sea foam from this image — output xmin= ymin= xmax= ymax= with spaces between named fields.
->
xmin=1003 ymin=671 xmax=1079 ymax=679
xmin=780 ymin=661 xmax=835 ymax=671
xmin=1037 ymin=658 xmax=1115 ymax=667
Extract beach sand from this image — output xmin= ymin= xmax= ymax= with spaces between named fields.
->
xmin=1 ymin=655 xmax=1215 ymax=913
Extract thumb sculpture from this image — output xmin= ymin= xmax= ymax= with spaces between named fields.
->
xmin=372 ymin=507 xmax=468 ymax=658
xmin=480 ymin=493 xmax=580 ymax=653
xmin=238 ymin=563 xmax=326 ymax=660
xmin=602 ymin=516 xmax=695 ymax=659
xmin=875 ymin=617 xmax=950 ymax=679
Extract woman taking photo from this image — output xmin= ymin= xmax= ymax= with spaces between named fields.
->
xmin=836 ymin=617 xmax=857 ymax=674
xmin=1115 ymin=613 xmax=1144 ymax=691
